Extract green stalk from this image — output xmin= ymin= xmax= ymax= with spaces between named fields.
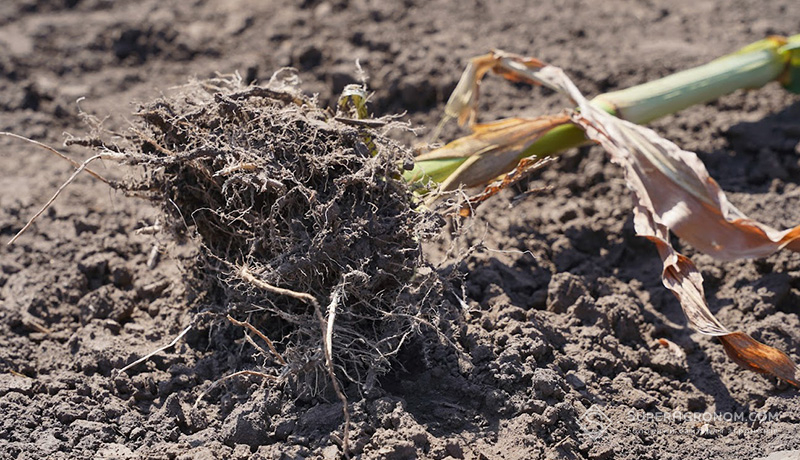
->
xmin=593 ymin=37 xmax=788 ymax=124
xmin=407 ymin=35 xmax=799 ymax=187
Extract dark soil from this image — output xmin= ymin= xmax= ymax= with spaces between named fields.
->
xmin=1 ymin=1 xmax=799 ymax=459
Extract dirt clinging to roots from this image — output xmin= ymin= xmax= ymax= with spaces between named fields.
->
xmin=98 ymin=73 xmax=449 ymax=390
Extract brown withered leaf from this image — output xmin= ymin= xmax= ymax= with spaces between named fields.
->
xmin=444 ymin=51 xmax=546 ymax=127
xmin=458 ymin=156 xmax=555 ymax=217
xmin=416 ymin=115 xmax=571 ymax=191
xmin=720 ymin=332 xmax=800 ymax=382
xmin=530 ymin=64 xmax=800 ymax=386
xmin=657 ymin=338 xmax=687 ymax=361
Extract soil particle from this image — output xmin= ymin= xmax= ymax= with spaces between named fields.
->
xmin=547 ymin=272 xmax=589 ymax=314
xmin=221 ymin=398 xmax=271 ymax=447
xmin=77 ymin=284 xmax=136 ymax=324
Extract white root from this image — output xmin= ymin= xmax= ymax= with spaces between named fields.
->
xmin=117 ymin=324 xmax=193 ymax=374
xmin=238 ymin=266 xmax=352 ymax=456
xmin=8 ymin=153 xmax=103 ymax=245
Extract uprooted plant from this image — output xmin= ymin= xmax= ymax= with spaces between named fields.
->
xmin=4 ymin=33 xmax=800 ymax=454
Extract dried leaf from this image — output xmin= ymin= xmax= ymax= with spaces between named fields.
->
xmin=445 ymin=51 xmax=546 ymax=127
xmin=415 ymin=116 xmax=571 ymax=191
xmin=529 ymin=64 xmax=800 ymax=386
xmin=459 ymin=156 xmax=555 ymax=217
xmin=657 ymin=338 xmax=687 ymax=361
xmin=720 ymin=332 xmax=800 ymax=382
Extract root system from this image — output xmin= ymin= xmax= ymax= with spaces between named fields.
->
xmin=94 ymin=72 xmax=450 ymax=393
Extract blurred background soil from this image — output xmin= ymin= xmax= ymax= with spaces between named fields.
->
xmin=0 ymin=0 xmax=799 ymax=458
